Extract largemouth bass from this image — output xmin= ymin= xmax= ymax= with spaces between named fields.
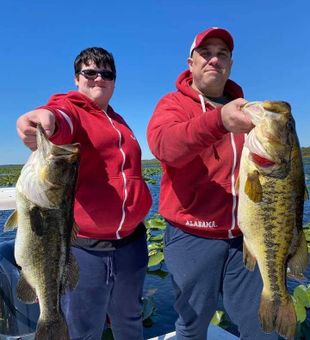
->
xmin=237 ymin=101 xmax=308 ymax=340
xmin=5 ymin=124 xmax=80 ymax=340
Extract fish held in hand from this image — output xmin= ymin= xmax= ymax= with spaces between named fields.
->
xmin=4 ymin=124 xmax=80 ymax=340
xmin=237 ymin=101 xmax=308 ymax=340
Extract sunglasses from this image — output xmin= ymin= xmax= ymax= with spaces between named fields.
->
xmin=79 ymin=69 xmax=115 ymax=81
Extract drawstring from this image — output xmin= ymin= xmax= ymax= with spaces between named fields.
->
xmin=198 ymin=94 xmax=206 ymax=113
xmin=198 ymin=94 xmax=219 ymax=112
xmin=106 ymin=255 xmax=114 ymax=285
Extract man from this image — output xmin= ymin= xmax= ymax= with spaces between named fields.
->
xmin=147 ymin=28 xmax=278 ymax=339
xmin=16 ymin=47 xmax=152 ymax=340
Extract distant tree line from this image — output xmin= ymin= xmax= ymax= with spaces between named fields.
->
xmin=302 ymin=147 xmax=310 ymax=157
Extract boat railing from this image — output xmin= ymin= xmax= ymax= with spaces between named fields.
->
xmin=0 ymin=188 xmax=16 ymax=211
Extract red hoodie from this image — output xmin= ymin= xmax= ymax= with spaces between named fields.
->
xmin=39 ymin=91 xmax=152 ymax=240
xmin=147 ymin=70 xmax=245 ymax=239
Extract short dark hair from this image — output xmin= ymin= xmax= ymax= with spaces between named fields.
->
xmin=74 ymin=47 xmax=116 ymax=79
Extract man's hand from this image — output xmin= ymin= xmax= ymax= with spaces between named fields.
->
xmin=221 ymin=98 xmax=254 ymax=134
xmin=16 ymin=109 xmax=56 ymax=150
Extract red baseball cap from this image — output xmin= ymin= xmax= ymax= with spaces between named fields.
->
xmin=189 ymin=27 xmax=234 ymax=56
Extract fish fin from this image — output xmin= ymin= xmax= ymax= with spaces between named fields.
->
xmin=275 ymin=297 xmax=297 ymax=340
xmin=287 ymin=231 xmax=309 ymax=277
xmin=259 ymin=293 xmax=296 ymax=340
xmin=235 ymin=175 xmax=239 ymax=194
xmin=71 ymin=222 xmax=79 ymax=241
xmin=16 ymin=272 xmax=37 ymax=303
xmin=67 ymin=253 xmax=79 ymax=290
xmin=245 ymin=170 xmax=262 ymax=203
xmin=305 ymin=187 xmax=309 ymax=201
xmin=35 ymin=314 xmax=69 ymax=340
xmin=259 ymin=292 xmax=277 ymax=334
xmin=4 ymin=210 xmax=18 ymax=230
xmin=243 ymin=240 xmax=257 ymax=271
xmin=61 ymin=253 xmax=79 ymax=294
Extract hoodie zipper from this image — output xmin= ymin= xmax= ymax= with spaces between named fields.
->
xmin=102 ymin=110 xmax=128 ymax=240
xmin=198 ymin=95 xmax=237 ymax=239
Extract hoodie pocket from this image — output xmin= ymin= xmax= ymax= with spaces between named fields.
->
xmin=164 ymin=222 xmax=189 ymax=247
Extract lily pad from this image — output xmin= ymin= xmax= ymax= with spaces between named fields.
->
xmin=148 ymin=251 xmax=164 ymax=267
xmin=293 ymin=285 xmax=310 ymax=308
xmin=149 ymin=235 xmax=164 ymax=242
xmin=210 ymin=310 xmax=224 ymax=326
xmin=293 ymin=296 xmax=307 ymax=323
xmin=145 ymin=218 xmax=166 ymax=230
xmin=142 ymin=296 xmax=156 ymax=320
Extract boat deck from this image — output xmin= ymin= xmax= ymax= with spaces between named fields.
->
xmin=149 ymin=326 xmax=238 ymax=339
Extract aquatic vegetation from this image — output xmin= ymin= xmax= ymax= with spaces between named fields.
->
xmin=142 ymin=166 xmax=162 ymax=185
xmin=0 ymin=165 xmax=22 ymax=187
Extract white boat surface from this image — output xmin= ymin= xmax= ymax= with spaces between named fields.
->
xmin=148 ymin=325 xmax=238 ymax=339
xmin=0 ymin=187 xmax=16 ymax=210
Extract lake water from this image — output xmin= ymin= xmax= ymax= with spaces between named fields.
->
xmin=1 ymin=159 xmax=310 ymax=338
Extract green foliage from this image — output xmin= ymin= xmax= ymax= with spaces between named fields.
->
xmin=145 ymin=214 xmax=166 ymax=270
xmin=303 ymin=227 xmax=310 ymax=253
xmin=148 ymin=251 xmax=165 ymax=267
xmin=294 ymin=285 xmax=310 ymax=309
xmin=142 ymin=166 xmax=162 ymax=185
xmin=142 ymin=159 xmax=160 ymax=165
xmin=292 ymin=284 xmax=310 ymax=339
xmin=301 ymin=148 xmax=310 ymax=158
xmin=0 ymin=175 xmax=19 ymax=187
xmin=146 ymin=217 xmax=166 ymax=231
xmin=0 ymin=165 xmax=22 ymax=187
xmin=143 ymin=177 xmax=157 ymax=185
xmin=210 ymin=310 xmax=225 ymax=326
xmin=293 ymin=286 xmax=309 ymax=323
xmin=0 ymin=164 xmax=23 ymax=173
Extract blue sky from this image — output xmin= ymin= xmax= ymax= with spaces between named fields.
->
xmin=1 ymin=0 xmax=309 ymax=164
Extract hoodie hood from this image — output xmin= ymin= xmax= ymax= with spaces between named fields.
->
xmin=176 ymin=70 xmax=244 ymax=102
xmin=46 ymin=91 xmax=114 ymax=115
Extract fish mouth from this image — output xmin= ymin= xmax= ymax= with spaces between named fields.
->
xmin=242 ymin=100 xmax=292 ymax=166
xmin=242 ymin=101 xmax=265 ymax=125
xmin=36 ymin=123 xmax=80 ymax=158
xmin=245 ymin=130 xmax=275 ymax=166
xmin=242 ymin=101 xmax=291 ymax=126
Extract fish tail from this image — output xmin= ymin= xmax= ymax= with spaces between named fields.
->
xmin=259 ymin=294 xmax=296 ymax=340
xmin=275 ymin=297 xmax=296 ymax=340
xmin=35 ymin=314 xmax=69 ymax=340
xmin=259 ymin=294 xmax=277 ymax=334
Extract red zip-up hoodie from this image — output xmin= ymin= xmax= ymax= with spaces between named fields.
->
xmin=39 ymin=91 xmax=152 ymax=240
xmin=147 ymin=70 xmax=245 ymax=239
